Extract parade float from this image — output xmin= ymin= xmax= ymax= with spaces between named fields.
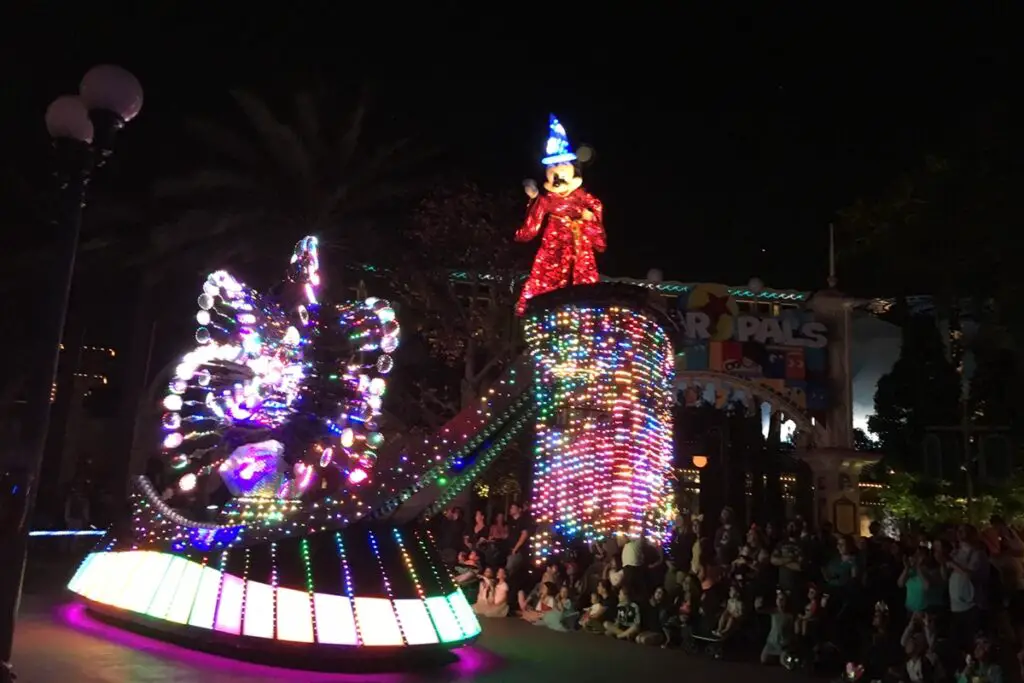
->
xmin=67 ymin=115 xmax=676 ymax=664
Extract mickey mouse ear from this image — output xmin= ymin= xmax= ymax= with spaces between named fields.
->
xmin=576 ymin=144 xmax=595 ymax=163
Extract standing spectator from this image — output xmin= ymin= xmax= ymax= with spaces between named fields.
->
xmin=771 ymin=522 xmax=805 ymax=598
xmin=603 ymin=555 xmax=624 ymax=589
xmin=823 ymin=534 xmax=860 ymax=601
xmin=899 ymin=545 xmax=945 ymax=615
xmin=620 ymin=532 xmax=644 ymax=596
xmin=438 ymin=507 xmax=465 ymax=565
xmin=464 ymin=509 xmax=489 ymax=551
xmin=988 ymin=515 xmax=1024 ymax=638
xmin=944 ymin=524 xmax=989 ymax=652
xmin=714 ymin=507 xmax=742 ymax=566
xmin=669 ymin=513 xmax=697 ymax=573
xmin=505 ymin=502 xmax=533 ymax=578
xmin=489 ymin=512 xmax=509 ymax=544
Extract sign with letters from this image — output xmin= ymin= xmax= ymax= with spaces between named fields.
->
xmin=671 ymin=284 xmax=829 ymax=418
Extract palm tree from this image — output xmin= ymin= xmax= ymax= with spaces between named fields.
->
xmin=150 ymin=87 xmax=438 ymax=270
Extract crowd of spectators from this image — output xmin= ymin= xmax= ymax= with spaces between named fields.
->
xmin=439 ymin=502 xmax=1024 ymax=683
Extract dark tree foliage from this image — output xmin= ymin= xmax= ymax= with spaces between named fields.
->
xmin=384 ymin=180 xmax=528 ymax=426
xmin=868 ymin=312 xmax=960 ymax=472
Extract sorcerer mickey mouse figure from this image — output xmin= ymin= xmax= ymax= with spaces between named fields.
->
xmin=514 ymin=114 xmax=606 ymax=316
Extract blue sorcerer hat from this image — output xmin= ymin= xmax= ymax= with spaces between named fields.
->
xmin=541 ymin=114 xmax=577 ymax=166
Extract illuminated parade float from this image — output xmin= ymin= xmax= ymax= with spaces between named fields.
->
xmin=65 ymin=115 xmax=679 ymax=665
xmin=68 ymin=236 xmax=482 ymax=659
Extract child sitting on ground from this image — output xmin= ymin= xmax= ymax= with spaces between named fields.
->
xmin=713 ymin=582 xmax=745 ymax=638
xmin=581 ymin=581 xmax=617 ymax=634
xmin=520 ymin=581 xmax=558 ymax=623
xmin=957 ymin=636 xmax=1003 ymax=683
xmin=794 ymin=583 xmax=821 ymax=637
xmin=605 ymin=586 xmax=642 ymax=641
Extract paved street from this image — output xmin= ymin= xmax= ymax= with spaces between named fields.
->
xmin=13 ymin=594 xmax=806 ymax=683
xmin=12 ymin=551 xmax=800 ymax=682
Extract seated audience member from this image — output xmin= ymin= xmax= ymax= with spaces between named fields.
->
xmin=582 ymin=580 xmax=617 ymax=634
xmin=564 ymin=562 xmax=585 ymax=602
xmin=605 ymin=586 xmax=642 ymax=641
xmin=453 ymin=551 xmax=481 ymax=602
xmin=515 ymin=564 xmax=559 ymax=615
xmin=636 ymin=586 xmax=673 ymax=646
xmin=957 ymin=635 xmax=1002 ymax=683
xmin=556 ymin=584 xmax=580 ymax=629
xmin=538 ymin=585 xmax=579 ymax=632
xmin=862 ymin=602 xmax=903 ymax=683
xmin=714 ymin=582 xmax=746 ymax=639
xmin=474 ymin=567 xmax=511 ymax=618
xmin=520 ymin=581 xmax=558 ymax=624
xmin=901 ymin=612 xmax=941 ymax=683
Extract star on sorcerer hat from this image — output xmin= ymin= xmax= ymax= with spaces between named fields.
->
xmin=541 ymin=113 xmax=577 ymax=166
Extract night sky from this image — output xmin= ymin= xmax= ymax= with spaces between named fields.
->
xmin=0 ymin=5 xmax=1016 ymax=301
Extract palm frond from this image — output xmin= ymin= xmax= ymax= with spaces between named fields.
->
xmin=337 ymin=91 xmax=368 ymax=172
xmin=293 ymin=91 xmax=321 ymax=155
xmin=154 ymin=169 xmax=264 ymax=200
xmin=230 ymin=90 xmax=313 ymax=184
xmin=183 ymin=118 xmax=266 ymax=170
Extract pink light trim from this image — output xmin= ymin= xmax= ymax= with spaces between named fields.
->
xmin=56 ymin=602 xmax=499 ymax=680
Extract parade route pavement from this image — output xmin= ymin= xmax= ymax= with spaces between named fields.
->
xmin=12 ymin=592 xmax=803 ymax=683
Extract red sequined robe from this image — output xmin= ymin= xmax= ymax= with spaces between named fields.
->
xmin=514 ymin=188 xmax=606 ymax=315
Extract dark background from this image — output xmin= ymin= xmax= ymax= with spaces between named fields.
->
xmin=0 ymin=4 xmax=1017 ymax=334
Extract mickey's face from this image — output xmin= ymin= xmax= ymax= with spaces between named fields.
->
xmin=544 ymin=163 xmax=582 ymax=196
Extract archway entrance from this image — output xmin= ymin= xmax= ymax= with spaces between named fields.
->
xmin=674 ymin=371 xmax=821 ymax=530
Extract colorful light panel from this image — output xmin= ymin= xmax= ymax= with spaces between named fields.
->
xmin=524 ymin=303 xmax=675 ymax=562
xmin=68 ymin=550 xmax=478 ymax=648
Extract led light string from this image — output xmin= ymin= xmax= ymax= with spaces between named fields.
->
xmin=156 ymin=234 xmax=402 ymax=523
xmin=240 ymin=547 xmax=251 ymax=636
xmin=367 ymin=531 xmax=407 ymax=645
xmin=270 ymin=541 xmax=279 ymax=639
xmin=300 ymin=538 xmax=318 ymax=643
xmin=334 ymin=531 xmax=362 ymax=645
xmin=524 ymin=303 xmax=675 ymax=562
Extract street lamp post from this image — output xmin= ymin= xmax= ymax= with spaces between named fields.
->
xmin=0 ymin=65 xmax=141 ymax=682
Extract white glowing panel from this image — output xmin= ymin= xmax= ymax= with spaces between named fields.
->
xmin=393 ymin=599 xmax=438 ymax=645
xmin=67 ymin=553 xmax=98 ymax=595
xmin=214 ymin=573 xmax=245 ymax=635
xmin=165 ymin=557 xmax=204 ymax=624
xmin=447 ymin=590 xmax=480 ymax=637
xmin=187 ymin=566 xmax=222 ymax=630
xmin=425 ymin=595 xmax=462 ymax=642
xmin=313 ymin=593 xmax=358 ymax=645
xmin=121 ymin=551 xmax=173 ymax=614
xmin=97 ymin=552 xmax=145 ymax=606
xmin=353 ymin=597 xmax=403 ymax=646
xmin=242 ymin=580 xmax=275 ymax=639
xmin=70 ymin=552 xmax=108 ymax=600
xmin=147 ymin=556 xmax=189 ymax=620
xmin=276 ymin=587 xmax=314 ymax=643
xmin=67 ymin=551 xmax=479 ymax=650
